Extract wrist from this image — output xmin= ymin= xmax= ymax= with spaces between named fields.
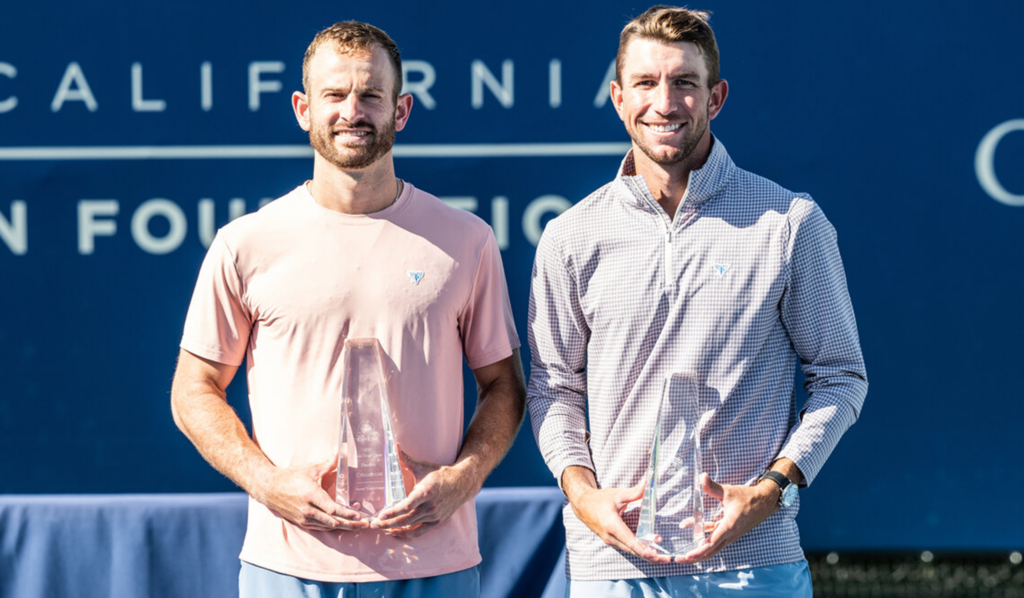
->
xmin=561 ymin=465 xmax=598 ymax=504
xmin=756 ymin=470 xmax=798 ymax=508
xmin=246 ymin=464 xmax=276 ymax=506
xmin=246 ymin=452 xmax=288 ymax=501
xmin=446 ymin=459 xmax=485 ymax=494
xmin=768 ymin=458 xmax=805 ymax=487
xmin=755 ymin=476 xmax=781 ymax=502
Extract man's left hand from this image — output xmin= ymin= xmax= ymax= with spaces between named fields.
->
xmin=371 ymin=351 xmax=525 ymax=539
xmin=371 ymin=453 xmax=477 ymax=539
xmin=676 ymin=473 xmax=780 ymax=564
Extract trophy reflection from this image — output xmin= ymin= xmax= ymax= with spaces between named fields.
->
xmin=636 ymin=372 xmax=716 ymax=558
xmin=336 ymin=338 xmax=407 ymax=519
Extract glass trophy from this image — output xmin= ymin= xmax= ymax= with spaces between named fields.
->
xmin=336 ymin=338 xmax=407 ymax=519
xmin=636 ymin=372 xmax=716 ymax=558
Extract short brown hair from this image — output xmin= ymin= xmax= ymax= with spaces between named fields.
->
xmin=616 ymin=6 xmax=720 ymax=88
xmin=302 ymin=21 xmax=403 ymax=98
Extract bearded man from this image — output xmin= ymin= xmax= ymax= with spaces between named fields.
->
xmin=527 ymin=6 xmax=867 ymax=597
xmin=171 ymin=21 xmax=524 ymax=598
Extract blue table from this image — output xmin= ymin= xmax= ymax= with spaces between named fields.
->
xmin=0 ymin=489 xmax=568 ymax=598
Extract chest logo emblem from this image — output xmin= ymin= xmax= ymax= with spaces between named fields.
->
xmin=407 ymin=270 xmax=425 ymax=285
xmin=713 ymin=263 xmax=731 ymax=277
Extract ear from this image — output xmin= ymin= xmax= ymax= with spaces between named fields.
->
xmin=292 ymin=91 xmax=311 ymax=132
xmin=394 ymin=93 xmax=414 ymax=132
xmin=610 ymin=79 xmax=625 ymax=122
xmin=707 ymin=79 xmax=728 ymax=121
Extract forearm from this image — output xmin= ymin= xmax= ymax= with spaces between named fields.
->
xmin=526 ymin=367 xmax=593 ymax=485
xmin=452 ymin=353 xmax=526 ymax=489
xmin=172 ymin=350 xmax=360 ymax=530
xmin=777 ymin=384 xmax=861 ymax=485
xmin=527 ymin=227 xmax=597 ymax=484
xmin=171 ymin=374 xmax=275 ymax=501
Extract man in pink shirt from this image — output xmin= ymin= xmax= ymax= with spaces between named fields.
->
xmin=170 ymin=21 xmax=525 ymax=598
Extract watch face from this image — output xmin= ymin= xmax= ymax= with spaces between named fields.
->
xmin=781 ymin=484 xmax=799 ymax=508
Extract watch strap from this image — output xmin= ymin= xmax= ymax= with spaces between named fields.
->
xmin=757 ymin=470 xmax=795 ymax=506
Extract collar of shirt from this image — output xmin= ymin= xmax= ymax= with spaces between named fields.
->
xmin=614 ymin=135 xmax=736 ymax=218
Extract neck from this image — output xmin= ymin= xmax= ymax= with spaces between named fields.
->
xmin=308 ymin=153 xmax=401 ymax=215
xmin=633 ymin=133 xmax=713 ymax=220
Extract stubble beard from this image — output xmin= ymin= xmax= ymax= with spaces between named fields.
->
xmin=310 ymin=116 xmax=397 ymax=171
xmin=631 ymin=104 xmax=709 ymax=167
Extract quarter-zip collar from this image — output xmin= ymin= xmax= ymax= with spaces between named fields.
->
xmin=614 ymin=135 xmax=736 ymax=224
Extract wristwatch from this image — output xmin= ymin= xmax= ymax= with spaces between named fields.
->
xmin=757 ymin=470 xmax=798 ymax=508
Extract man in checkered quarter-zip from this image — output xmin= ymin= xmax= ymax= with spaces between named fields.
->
xmin=526 ymin=6 xmax=867 ymax=597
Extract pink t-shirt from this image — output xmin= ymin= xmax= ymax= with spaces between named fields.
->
xmin=180 ymin=182 xmax=519 ymax=582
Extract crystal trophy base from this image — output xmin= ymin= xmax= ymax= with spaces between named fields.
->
xmin=336 ymin=338 xmax=407 ymax=519
xmin=636 ymin=372 xmax=715 ymax=558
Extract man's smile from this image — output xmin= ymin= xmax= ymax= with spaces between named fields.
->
xmin=333 ymin=128 xmax=373 ymax=143
xmin=643 ymin=122 xmax=684 ymax=134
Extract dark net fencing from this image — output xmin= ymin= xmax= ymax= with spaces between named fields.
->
xmin=808 ymin=552 xmax=1024 ymax=597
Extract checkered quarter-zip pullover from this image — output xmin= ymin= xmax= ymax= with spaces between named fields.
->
xmin=527 ymin=138 xmax=868 ymax=580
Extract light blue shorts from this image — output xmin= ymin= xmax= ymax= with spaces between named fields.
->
xmin=239 ymin=561 xmax=480 ymax=598
xmin=567 ymin=560 xmax=812 ymax=598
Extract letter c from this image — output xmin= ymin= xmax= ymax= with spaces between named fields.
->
xmin=523 ymin=195 xmax=572 ymax=246
xmin=975 ymin=119 xmax=1024 ymax=207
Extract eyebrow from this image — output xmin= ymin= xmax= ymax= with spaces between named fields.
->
xmin=320 ymin=83 xmax=388 ymax=94
xmin=628 ymin=71 xmax=703 ymax=83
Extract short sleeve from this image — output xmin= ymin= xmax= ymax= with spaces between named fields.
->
xmin=180 ymin=232 xmax=252 ymax=366
xmin=458 ymin=231 xmax=519 ymax=370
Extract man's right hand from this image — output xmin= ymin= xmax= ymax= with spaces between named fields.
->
xmin=171 ymin=351 xmax=367 ymax=533
xmin=255 ymin=455 xmax=368 ymax=532
xmin=561 ymin=466 xmax=671 ymax=564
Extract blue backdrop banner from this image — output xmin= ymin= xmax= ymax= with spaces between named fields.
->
xmin=1 ymin=0 xmax=1022 ymax=551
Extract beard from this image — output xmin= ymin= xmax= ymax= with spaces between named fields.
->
xmin=310 ymin=115 xmax=397 ymax=170
xmin=630 ymin=104 xmax=709 ymax=167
